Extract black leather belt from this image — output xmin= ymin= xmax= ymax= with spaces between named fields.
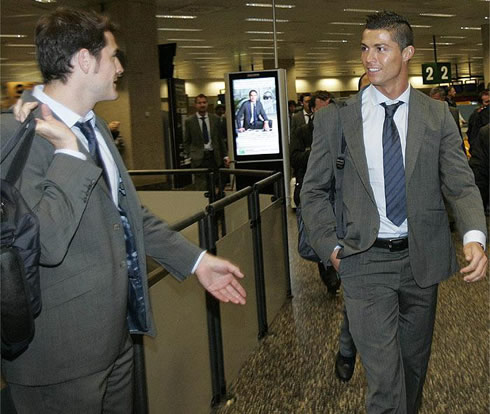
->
xmin=373 ymin=237 xmax=408 ymax=252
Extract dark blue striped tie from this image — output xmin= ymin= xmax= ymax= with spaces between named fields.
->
xmin=381 ymin=102 xmax=406 ymax=227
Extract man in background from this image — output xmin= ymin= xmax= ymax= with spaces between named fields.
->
xmin=291 ymin=92 xmax=312 ymax=136
xmin=184 ymin=94 xmax=230 ymax=189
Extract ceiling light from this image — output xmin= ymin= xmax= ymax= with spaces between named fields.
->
xmin=460 ymin=48 xmax=479 ymax=51
xmin=312 ymin=46 xmax=339 ymax=49
xmin=249 ymin=38 xmax=284 ymax=41
xmin=167 ymin=38 xmax=204 ymax=41
xmin=460 ymin=26 xmax=481 ymax=30
xmin=330 ymin=22 xmax=364 ymax=26
xmin=5 ymin=44 xmax=35 ymax=47
xmin=192 ymin=57 xmax=222 ymax=60
xmin=318 ymin=39 xmax=348 ymax=43
xmin=0 ymin=34 xmax=28 ymax=38
xmin=417 ymin=48 xmax=437 ymax=51
xmin=34 ymin=0 xmax=56 ymax=3
xmin=473 ymin=56 xmax=483 ymax=59
xmin=246 ymin=3 xmax=296 ymax=8
xmin=251 ymin=52 xmax=275 ymax=55
xmin=440 ymin=36 xmax=465 ymax=39
xmin=430 ymin=42 xmax=455 ymax=45
xmin=343 ymin=8 xmax=378 ymax=13
xmin=419 ymin=13 xmax=455 ymax=17
xmin=248 ymin=46 xmax=277 ymax=49
xmin=307 ymin=52 xmax=330 ymax=55
xmin=246 ymin=17 xmax=289 ymax=22
xmin=324 ymin=32 xmax=354 ymax=36
xmin=188 ymin=52 xmax=217 ymax=55
xmin=411 ymin=25 xmax=432 ymax=28
xmin=0 ymin=62 xmax=38 ymax=66
xmin=246 ymin=30 xmax=284 ymax=34
xmin=179 ymin=45 xmax=214 ymax=48
xmin=156 ymin=15 xmax=196 ymax=19
xmin=158 ymin=28 xmax=202 ymax=32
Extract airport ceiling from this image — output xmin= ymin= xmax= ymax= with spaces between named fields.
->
xmin=1 ymin=0 xmax=488 ymax=83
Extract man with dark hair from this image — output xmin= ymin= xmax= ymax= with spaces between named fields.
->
xmin=1 ymin=8 xmax=245 ymax=412
xmin=446 ymin=85 xmax=457 ymax=108
xmin=291 ymin=92 xmax=312 ymax=136
xmin=469 ymin=124 xmax=489 ymax=213
xmin=184 ymin=94 xmax=229 ymax=189
xmin=302 ymin=10 xmax=487 ymax=414
xmin=236 ymin=89 xmax=270 ymax=132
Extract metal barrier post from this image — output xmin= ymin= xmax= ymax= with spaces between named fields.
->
xmin=248 ymin=189 xmax=268 ymax=339
xmin=199 ymin=214 xmax=227 ymax=407
xmin=274 ymin=177 xmax=292 ymax=297
xmin=132 ymin=334 xmax=149 ymax=414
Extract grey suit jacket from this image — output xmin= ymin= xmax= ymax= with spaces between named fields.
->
xmin=1 ymin=91 xmax=203 ymax=385
xmin=290 ymin=110 xmax=308 ymax=136
xmin=184 ymin=113 xmax=226 ymax=167
xmin=301 ymin=87 xmax=486 ymax=288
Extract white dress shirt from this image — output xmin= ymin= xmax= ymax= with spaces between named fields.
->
xmin=361 ymin=84 xmax=485 ymax=247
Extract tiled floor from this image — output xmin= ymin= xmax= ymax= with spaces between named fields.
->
xmin=215 ymin=213 xmax=489 ymax=414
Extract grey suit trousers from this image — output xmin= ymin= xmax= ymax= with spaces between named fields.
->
xmin=340 ymin=246 xmax=438 ymax=414
xmin=9 ymin=335 xmax=134 ymax=414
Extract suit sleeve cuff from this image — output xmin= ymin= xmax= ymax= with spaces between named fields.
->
xmin=463 ymin=230 xmax=486 ymax=251
xmin=191 ymin=250 xmax=207 ymax=274
xmin=54 ymin=149 xmax=87 ymax=160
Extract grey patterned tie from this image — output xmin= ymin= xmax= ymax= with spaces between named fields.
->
xmin=381 ymin=101 xmax=406 ymax=226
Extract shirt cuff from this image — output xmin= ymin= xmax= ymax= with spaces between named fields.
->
xmin=191 ymin=250 xmax=207 ymax=274
xmin=463 ymin=230 xmax=486 ymax=251
xmin=54 ymin=149 xmax=87 ymax=160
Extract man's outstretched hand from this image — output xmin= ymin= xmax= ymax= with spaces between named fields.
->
xmin=195 ymin=253 xmax=246 ymax=305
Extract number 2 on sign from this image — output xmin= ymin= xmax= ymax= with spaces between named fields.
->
xmin=425 ymin=66 xmax=434 ymax=81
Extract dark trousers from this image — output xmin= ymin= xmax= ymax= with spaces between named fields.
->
xmin=340 ymin=247 xmax=438 ymax=414
xmin=194 ymin=150 xmax=218 ymax=191
xmin=9 ymin=335 xmax=134 ymax=414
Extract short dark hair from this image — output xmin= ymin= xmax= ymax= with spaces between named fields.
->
xmin=299 ymin=93 xmax=311 ymax=103
xmin=35 ymin=7 xmax=116 ymax=84
xmin=249 ymin=89 xmax=258 ymax=96
xmin=195 ymin=93 xmax=208 ymax=102
xmin=429 ymin=87 xmax=446 ymax=98
xmin=365 ymin=11 xmax=413 ymax=50
xmin=310 ymin=90 xmax=332 ymax=110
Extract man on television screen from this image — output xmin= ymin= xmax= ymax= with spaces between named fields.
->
xmin=237 ymin=89 xmax=270 ymax=132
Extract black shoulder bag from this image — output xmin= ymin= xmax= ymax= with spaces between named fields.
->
xmin=1 ymin=113 xmax=41 ymax=360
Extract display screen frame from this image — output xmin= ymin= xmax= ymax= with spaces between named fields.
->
xmin=227 ymin=70 xmax=285 ymax=162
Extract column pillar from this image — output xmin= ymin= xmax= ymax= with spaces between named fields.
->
xmin=95 ymin=0 xmax=165 ymax=170
xmin=263 ymin=58 xmax=297 ymax=101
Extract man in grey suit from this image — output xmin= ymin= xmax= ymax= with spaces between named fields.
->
xmin=1 ymin=8 xmax=246 ymax=413
xmin=290 ymin=93 xmax=312 ymax=137
xmin=184 ymin=94 xmax=229 ymax=190
xmin=301 ymin=11 xmax=487 ymax=414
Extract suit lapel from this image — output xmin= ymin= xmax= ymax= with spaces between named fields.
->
xmin=339 ymin=94 xmax=376 ymax=204
xmin=405 ymin=88 xmax=426 ymax=184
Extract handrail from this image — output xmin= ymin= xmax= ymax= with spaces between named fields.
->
xmin=129 ymin=168 xmax=209 ymax=176
xmin=253 ymin=172 xmax=283 ymax=191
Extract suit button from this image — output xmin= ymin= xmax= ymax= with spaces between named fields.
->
xmin=114 ymin=224 xmax=120 ymax=231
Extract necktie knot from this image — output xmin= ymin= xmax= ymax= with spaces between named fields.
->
xmin=381 ymin=101 xmax=403 ymax=118
xmin=75 ymin=120 xmax=97 ymax=157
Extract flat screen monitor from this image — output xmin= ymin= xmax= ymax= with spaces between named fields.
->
xmin=227 ymin=70 xmax=285 ymax=162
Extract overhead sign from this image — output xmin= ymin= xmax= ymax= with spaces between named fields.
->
xmin=422 ymin=62 xmax=451 ymax=84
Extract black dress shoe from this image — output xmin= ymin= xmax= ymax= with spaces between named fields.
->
xmin=335 ymin=352 xmax=356 ymax=382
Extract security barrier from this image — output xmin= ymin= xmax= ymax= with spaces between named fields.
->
xmin=129 ymin=168 xmax=291 ymax=414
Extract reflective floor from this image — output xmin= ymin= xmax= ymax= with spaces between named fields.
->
xmin=215 ymin=212 xmax=489 ymax=414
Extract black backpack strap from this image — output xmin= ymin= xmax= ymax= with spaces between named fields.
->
xmin=335 ymin=110 xmax=347 ymax=240
xmin=1 ymin=113 xmax=36 ymax=184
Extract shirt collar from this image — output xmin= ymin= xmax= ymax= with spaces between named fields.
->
xmin=367 ymin=84 xmax=411 ymax=107
xmin=197 ymin=112 xmax=208 ymax=119
xmin=32 ymin=85 xmax=95 ymax=128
